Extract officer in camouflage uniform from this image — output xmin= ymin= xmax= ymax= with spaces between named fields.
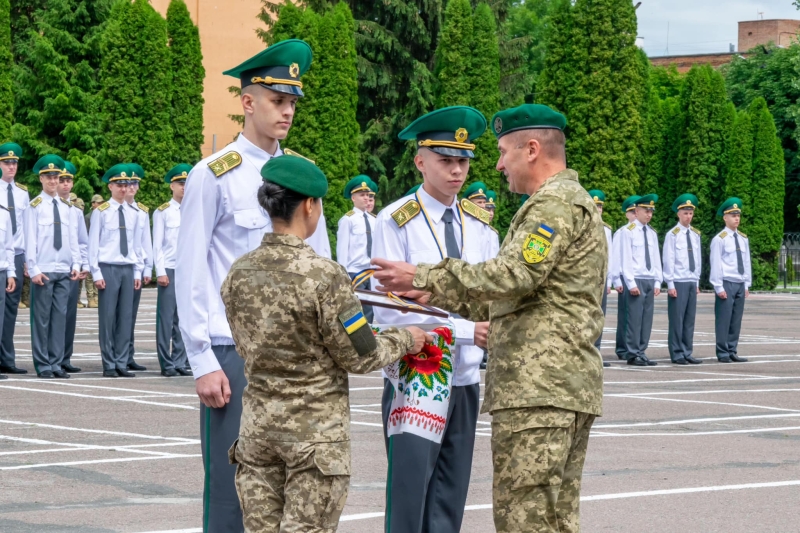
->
xmin=373 ymin=104 xmax=605 ymax=533
xmin=222 ymin=155 xmax=428 ymax=532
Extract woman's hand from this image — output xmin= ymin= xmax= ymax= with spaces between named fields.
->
xmin=405 ymin=326 xmax=433 ymax=354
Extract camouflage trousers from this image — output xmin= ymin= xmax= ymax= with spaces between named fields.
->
xmin=85 ymin=273 xmax=97 ymax=301
xmin=491 ymin=406 xmax=595 ymax=533
xmin=230 ymin=436 xmax=350 ymax=533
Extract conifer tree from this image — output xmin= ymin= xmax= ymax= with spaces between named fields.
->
xmin=724 ymin=109 xmax=753 ymax=227
xmin=167 ymin=0 xmax=204 ymax=164
xmin=0 ymin=0 xmax=11 ymax=140
xmin=435 ymin=0 xmax=473 ymax=108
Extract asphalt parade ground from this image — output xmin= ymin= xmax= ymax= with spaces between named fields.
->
xmin=1 ymin=289 xmax=800 ymax=532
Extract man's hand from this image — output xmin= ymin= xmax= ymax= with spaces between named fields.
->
xmin=697 ymin=286 xmax=701 ymax=295
xmin=144 ymin=276 xmax=151 ymax=286
xmin=79 ymin=270 xmax=88 ymax=280
xmin=745 ymin=289 xmax=750 ymax=298
xmin=372 ymin=258 xmax=417 ymax=293
xmin=718 ymin=291 xmax=727 ymax=299
xmin=668 ymin=288 xmax=678 ymax=298
xmin=654 ymin=288 xmax=661 ymax=297
xmin=31 ymin=273 xmax=48 ymax=286
xmin=134 ymin=278 xmax=141 ymax=290
xmin=607 ymin=287 xmax=611 ymax=295
xmin=6 ymin=277 xmax=15 ymax=293
xmin=95 ymin=279 xmax=106 ymax=290
xmin=616 ymin=286 xmax=624 ymax=294
xmin=69 ymin=269 xmax=79 ymax=281
xmin=394 ymin=289 xmax=431 ymax=305
xmin=196 ymin=370 xmax=231 ymax=408
xmin=629 ymin=287 xmax=640 ymax=296
xmin=157 ymin=275 xmax=169 ymax=287
xmin=474 ymin=322 xmax=489 ymax=349
xmin=405 ymin=326 xmax=434 ymax=354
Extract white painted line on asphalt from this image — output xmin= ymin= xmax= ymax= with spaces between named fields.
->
xmin=0 ymin=385 xmax=198 ymax=410
xmin=610 ymin=387 xmax=800 ymax=397
xmin=0 ymin=453 xmax=201 ymax=470
xmin=350 ymin=408 xmax=381 ymax=414
xmin=606 ymin=377 xmax=798 ymax=385
xmin=0 ymin=435 xmax=188 ymax=457
xmin=0 ymin=419 xmax=197 ymax=442
xmin=351 ymin=421 xmax=383 ymax=428
xmin=591 ymin=425 xmax=800 ymax=437
xmin=595 ymin=412 xmax=800 ymax=429
xmin=616 ymin=395 xmax=800 ymax=413
xmin=6 ymin=380 xmax=197 ymax=397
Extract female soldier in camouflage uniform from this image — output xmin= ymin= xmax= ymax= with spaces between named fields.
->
xmin=221 ymin=154 xmax=430 ymax=532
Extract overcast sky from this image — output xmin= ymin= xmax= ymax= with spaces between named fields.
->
xmin=637 ymin=0 xmax=800 ymax=56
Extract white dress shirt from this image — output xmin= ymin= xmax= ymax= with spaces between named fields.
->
xmin=0 ymin=180 xmax=30 ymax=255
xmin=152 ymin=199 xmax=180 ymax=277
xmin=24 ymin=193 xmax=80 ymax=276
xmin=0 ymin=207 xmax=16 ymax=277
xmin=603 ymin=223 xmax=613 ymax=289
xmin=710 ymin=227 xmax=752 ymax=294
xmin=619 ymin=219 xmax=663 ymax=290
xmin=69 ymin=202 xmax=89 ymax=271
xmin=336 ymin=207 xmax=374 ymax=273
xmin=175 ymin=133 xmax=332 ymax=379
xmin=88 ymin=199 xmax=144 ymax=281
xmin=372 ymin=186 xmax=496 ymax=386
xmin=662 ymin=223 xmax=701 ymax=289
xmin=488 ymin=229 xmax=500 ymax=257
xmin=130 ymin=201 xmax=153 ymax=277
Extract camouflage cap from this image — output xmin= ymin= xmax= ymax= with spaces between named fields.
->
xmin=91 ymin=194 xmax=104 ymax=203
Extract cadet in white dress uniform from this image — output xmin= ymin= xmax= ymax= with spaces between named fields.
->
xmin=710 ymin=197 xmax=752 ymax=363
xmin=153 ymin=164 xmax=189 ymax=376
xmin=337 ymin=175 xmax=377 ymax=321
xmin=125 ymin=164 xmax=152 ymax=372
xmin=0 ymin=143 xmax=29 ymax=374
xmin=662 ymin=193 xmax=703 ymax=365
xmin=484 ymin=190 xmax=501 ymax=258
xmin=372 ymin=106 xmax=493 ymax=533
xmin=612 ymin=195 xmax=639 ymax=360
xmin=25 ymin=155 xmax=80 ymax=379
xmin=88 ymin=164 xmax=144 ymax=378
xmin=618 ymin=194 xmax=662 ymax=366
xmin=175 ymin=39 xmax=328 ymax=532
xmin=0 ymin=164 xmax=16 ymax=380
xmin=588 ymin=190 xmax=613 ymax=358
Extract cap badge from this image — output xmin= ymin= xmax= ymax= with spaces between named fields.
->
xmin=455 ymin=128 xmax=468 ymax=143
xmin=593 ymin=195 xmax=599 ymax=201
xmin=121 ymin=172 xmax=127 ymax=177
xmin=48 ymin=163 xmax=54 ymax=169
xmin=8 ymin=151 xmax=14 ymax=156
xmin=687 ymin=200 xmax=692 ymax=205
xmin=494 ymin=117 xmax=503 ymax=134
xmin=733 ymin=203 xmax=738 ymax=208
xmin=289 ymin=63 xmax=299 ymax=78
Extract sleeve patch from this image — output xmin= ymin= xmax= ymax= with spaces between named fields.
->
xmin=338 ymin=305 xmax=377 ymax=356
xmin=29 ymin=197 xmax=42 ymax=208
xmin=459 ymin=198 xmax=491 ymax=225
xmin=521 ymin=232 xmax=553 ymax=264
xmin=391 ymin=200 xmax=420 ymax=228
xmin=208 ymin=151 xmax=242 ymax=177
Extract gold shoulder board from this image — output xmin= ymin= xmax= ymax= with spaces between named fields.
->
xmin=719 ymin=231 xmax=727 ymax=239
xmin=738 ymin=231 xmax=747 ymax=239
xmin=460 ymin=198 xmax=491 ymax=225
xmin=283 ymin=148 xmax=316 ymax=164
xmin=15 ymin=183 xmax=27 ymax=192
xmin=672 ymin=227 xmax=680 ymax=235
xmin=691 ymin=226 xmax=701 ymax=236
xmin=345 ymin=210 xmax=355 ymax=217
xmin=368 ymin=212 xmax=376 ymax=218
xmin=208 ymin=151 xmax=242 ymax=177
xmin=391 ymin=200 xmax=420 ymax=228
xmin=98 ymin=201 xmax=110 ymax=212
xmin=138 ymin=203 xmax=149 ymax=213
xmin=158 ymin=202 xmax=170 ymax=211
xmin=30 ymin=197 xmax=42 ymax=208
xmin=627 ymin=223 xmax=636 ymax=230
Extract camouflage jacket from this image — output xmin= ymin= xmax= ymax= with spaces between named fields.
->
xmin=221 ymin=233 xmax=414 ymax=442
xmin=413 ymin=169 xmax=606 ymax=416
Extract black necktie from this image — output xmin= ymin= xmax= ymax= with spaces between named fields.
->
xmin=686 ymin=230 xmax=695 ymax=272
xmin=442 ymin=208 xmax=461 ymax=259
xmin=734 ymin=233 xmax=744 ymax=275
xmin=53 ymin=199 xmax=62 ymax=251
xmin=119 ymin=206 xmax=128 ymax=257
xmin=363 ymin=212 xmax=372 ymax=258
xmin=643 ymin=226 xmax=651 ymax=270
xmin=7 ymin=184 xmax=15 ymax=235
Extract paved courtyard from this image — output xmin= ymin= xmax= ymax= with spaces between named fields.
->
xmin=1 ymin=289 xmax=800 ymax=532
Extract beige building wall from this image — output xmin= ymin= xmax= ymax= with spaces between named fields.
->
xmin=152 ymin=0 xmax=272 ymax=158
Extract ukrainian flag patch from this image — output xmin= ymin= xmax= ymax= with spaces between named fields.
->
xmin=340 ymin=307 xmax=368 ymax=335
xmin=537 ymin=223 xmax=554 ymax=239
xmin=339 ymin=304 xmax=377 ymax=356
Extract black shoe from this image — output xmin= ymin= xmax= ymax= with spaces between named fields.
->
xmin=117 ymin=369 xmax=135 ymax=377
xmin=672 ymin=359 xmax=688 ymax=365
xmin=0 ymin=365 xmax=27 ymax=374
xmin=161 ymin=369 xmax=178 ymax=377
xmin=479 ymin=362 xmax=487 ymax=370
xmin=102 ymin=370 xmax=118 ymax=377
xmin=52 ymin=370 xmax=70 ymax=379
xmin=627 ymin=357 xmax=647 ymax=366
xmin=62 ymin=363 xmax=82 ymax=373
xmin=686 ymin=356 xmax=703 ymax=364
xmin=643 ymin=356 xmax=658 ymax=366
xmin=175 ymin=367 xmax=192 ymax=376
xmin=718 ymin=356 xmax=732 ymax=363
xmin=616 ymin=353 xmax=627 ymax=360
xmin=127 ymin=362 xmax=147 ymax=371
xmin=38 ymin=370 xmax=54 ymax=379
xmin=603 ymin=362 xmax=611 ymax=367
xmin=730 ymin=354 xmax=749 ymax=363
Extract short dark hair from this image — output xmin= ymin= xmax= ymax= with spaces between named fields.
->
xmin=257 ymin=180 xmax=311 ymax=223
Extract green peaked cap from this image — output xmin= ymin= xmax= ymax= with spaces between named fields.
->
xmin=61 ymin=161 xmax=77 ymax=178
xmin=343 ymin=175 xmax=377 ymax=198
xmin=486 ymin=190 xmax=497 ymax=208
xmin=261 ymin=153 xmax=328 ymax=199
xmin=399 ymin=106 xmax=487 ymax=159
xmin=165 ymin=164 xmax=192 ymax=184
xmin=127 ymin=163 xmax=144 ymax=181
xmin=588 ymin=189 xmax=606 ymax=205
xmin=103 ymin=163 xmax=135 ymax=184
xmin=717 ymin=197 xmax=743 ymax=217
xmin=223 ymin=39 xmax=312 ymax=97
xmin=33 ymin=154 xmax=66 ymax=175
xmin=463 ymin=181 xmax=489 ymax=201
xmin=672 ymin=193 xmax=699 ymax=213
xmin=635 ymin=194 xmax=658 ymax=209
xmin=0 ymin=142 xmax=22 ymax=161
xmin=621 ymin=195 xmax=641 ymax=212
xmin=491 ymin=103 xmax=566 ymax=138
xmin=405 ymin=184 xmax=421 ymax=196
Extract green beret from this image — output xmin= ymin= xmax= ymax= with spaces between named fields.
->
xmin=718 ymin=197 xmax=743 ymax=216
xmin=0 ymin=143 xmax=22 ymax=161
xmin=463 ymin=182 xmax=489 ymax=201
xmin=491 ymin=104 xmax=567 ymax=138
xmin=223 ymin=39 xmax=312 ymax=97
xmin=635 ymin=194 xmax=658 ymax=209
xmin=261 ymin=153 xmax=328 ymax=199
xmin=103 ymin=163 xmax=134 ymax=184
xmin=588 ymin=189 xmax=605 ymax=205
xmin=165 ymin=163 xmax=192 ymax=184
xmin=399 ymin=106 xmax=487 ymax=159
xmin=33 ymin=155 xmax=66 ymax=175
xmin=405 ymin=184 xmax=421 ymax=196
xmin=128 ymin=163 xmax=144 ymax=182
xmin=621 ymin=195 xmax=641 ymax=212
xmin=343 ymin=175 xmax=378 ymax=198
xmin=60 ymin=161 xmax=77 ymax=178
xmin=486 ymin=190 xmax=497 ymax=209
xmin=672 ymin=193 xmax=699 ymax=213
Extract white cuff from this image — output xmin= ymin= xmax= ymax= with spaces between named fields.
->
xmin=29 ymin=265 xmax=42 ymax=278
xmin=667 ymin=281 xmax=675 ymax=290
xmin=453 ymin=318 xmax=476 ymax=346
xmin=188 ymin=348 xmax=223 ymax=379
xmin=156 ymin=267 xmax=167 ymax=277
